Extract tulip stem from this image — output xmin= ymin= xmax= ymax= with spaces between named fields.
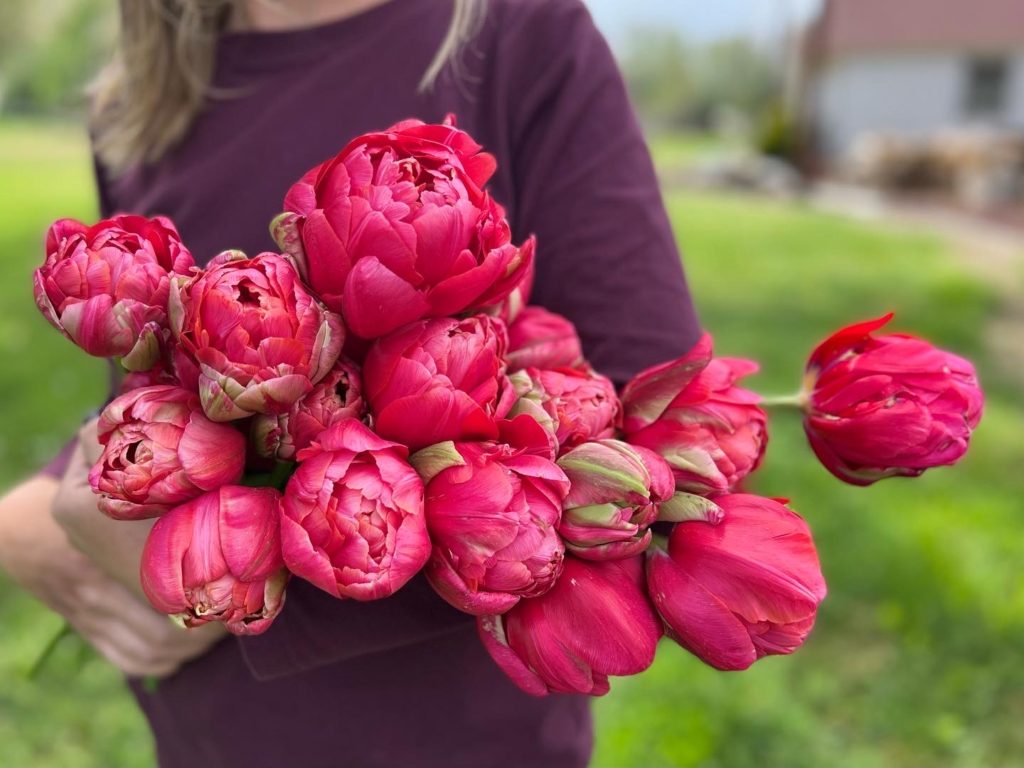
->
xmin=26 ymin=622 xmax=73 ymax=680
xmin=760 ymin=392 xmax=809 ymax=411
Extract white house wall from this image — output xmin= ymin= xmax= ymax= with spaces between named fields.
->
xmin=811 ymin=51 xmax=1024 ymax=159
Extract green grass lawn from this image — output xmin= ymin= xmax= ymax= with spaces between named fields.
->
xmin=2 ymin=123 xmax=1022 ymax=767
xmin=647 ymin=131 xmax=742 ymax=169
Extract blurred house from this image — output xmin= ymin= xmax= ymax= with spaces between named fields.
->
xmin=801 ymin=0 xmax=1024 ymax=207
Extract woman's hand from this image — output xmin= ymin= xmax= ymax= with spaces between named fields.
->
xmin=51 ymin=419 xmax=156 ymax=597
xmin=0 ymin=444 xmax=227 ymax=678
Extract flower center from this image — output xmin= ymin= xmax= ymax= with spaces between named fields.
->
xmin=236 ymin=281 xmax=262 ymax=306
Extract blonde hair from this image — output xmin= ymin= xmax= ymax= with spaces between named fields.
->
xmin=91 ymin=0 xmax=484 ymax=176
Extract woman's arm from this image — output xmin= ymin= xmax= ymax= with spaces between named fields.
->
xmin=502 ymin=0 xmax=702 ymax=382
xmin=0 ymin=473 xmax=225 ymax=677
xmin=51 ymin=421 xmax=154 ymax=595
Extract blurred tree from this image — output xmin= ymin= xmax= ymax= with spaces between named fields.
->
xmin=756 ymin=101 xmax=800 ymax=160
xmin=0 ymin=0 xmax=32 ymax=107
xmin=621 ymin=29 xmax=696 ymax=131
xmin=0 ymin=1 xmax=30 ymax=59
xmin=1 ymin=0 xmax=114 ymax=116
xmin=690 ymin=37 xmax=783 ymax=129
xmin=621 ymin=29 xmax=784 ymax=136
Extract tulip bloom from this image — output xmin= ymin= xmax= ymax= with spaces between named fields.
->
xmin=415 ymin=429 xmax=570 ymax=615
xmin=646 ymin=494 xmax=826 ymax=671
xmin=363 ymin=314 xmax=515 ymax=450
xmin=478 ymin=556 xmax=661 ymax=696
xmin=273 ymin=117 xmax=534 ymax=339
xmin=803 ymin=314 xmax=984 ymax=485
xmin=506 ymin=306 xmax=584 ymax=372
xmin=170 ymin=250 xmax=344 ymax=421
xmin=140 ymin=486 xmax=288 ymax=635
xmin=622 ymin=334 xmax=767 ymax=493
xmin=507 ymin=367 xmax=620 ymax=452
xmin=89 ymin=385 xmax=246 ymax=520
xmin=281 ymin=419 xmax=430 ymax=600
xmin=252 ymin=357 xmax=366 ymax=460
xmin=557 ymin=440 xmax=674 ymax=560
xmin=34 ymin=215 xmax=194 ymax=369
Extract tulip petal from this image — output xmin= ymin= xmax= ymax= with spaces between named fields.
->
xmin=647 ymin=546 xmax=757 ymax=671
xmin=281 ymin=511 xmax=344 ymax=598
xmin=178 ymin=415 xmax=246 ymax=490
xmin=141 ymin=503 xmax=196 ymax=614
xmin=477 ymin=615 xmax=550 ymax=697
xmin=343 ymin=257 xmax=430 ymax=339
xmin=621 ymin=333 xmax=713 ymax=431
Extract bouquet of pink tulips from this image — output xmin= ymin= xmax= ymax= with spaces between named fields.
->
xmin=32 ymin=117 xmax=984 ymax=695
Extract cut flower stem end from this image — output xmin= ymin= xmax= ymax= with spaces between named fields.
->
xmin=760 ymin=392 xmax=810 ymax=411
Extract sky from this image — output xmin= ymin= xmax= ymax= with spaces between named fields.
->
xmin=583 ymin=0 xmax=823 ymax=52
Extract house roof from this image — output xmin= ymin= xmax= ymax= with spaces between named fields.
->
xmin=808 ymin=0 xmax=1024 ymax=61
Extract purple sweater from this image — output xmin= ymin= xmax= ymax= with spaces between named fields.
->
xmin=87 ymin=1 xmax=700 ymax=765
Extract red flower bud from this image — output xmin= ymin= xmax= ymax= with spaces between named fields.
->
xmin=140 ymin=486 xmax=288 ymax=635
xmin=647 ymin=494 xmax=826 ymax=670
xmin=804 ymin=314 xmax=983 ymax=485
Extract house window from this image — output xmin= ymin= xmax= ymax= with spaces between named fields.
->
xmin=964 ymin=57 xmax=1009 ymax=115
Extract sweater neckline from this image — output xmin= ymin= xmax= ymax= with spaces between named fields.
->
xmin=215 ymin=0 xmax=414 ymax=72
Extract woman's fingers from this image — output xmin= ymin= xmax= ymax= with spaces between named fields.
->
xmin=78 ymin=416 xmax=104 ymax=466
xmin=52 ymin=440 xmax=156 ymax=597
xmin=1 ymin=477 xmax=225 ymax=679
xmin=69 ymin=570 xmax=228 ymax=677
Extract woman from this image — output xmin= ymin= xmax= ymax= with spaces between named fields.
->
xmin=0 ymin=0 xmax=700 ymax=765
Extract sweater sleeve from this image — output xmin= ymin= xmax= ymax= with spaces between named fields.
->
xmin=502 ymin=0 xmax=702 ymax=385
xmin=239 ymin=0 xmax=701 ymax=680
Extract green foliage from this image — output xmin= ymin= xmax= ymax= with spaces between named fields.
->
xmin=0 ymin=0 xmax=114 ymax=116
xmin=622 ymin=31 xmax=783 ymax=132
xmin=690 ymin=38 xmax=784 ymax=127
xmin=756 ymin=102 xmax=799 ymax=160
xmin=1 ymin=124 xmax=1021 ymax=767
xmin=621 ymin=29 xmax=696 ymax=130
xmin=0 ymin=2 xmax=31 ymax=67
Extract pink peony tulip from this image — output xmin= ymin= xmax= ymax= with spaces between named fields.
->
xmin=251 ymin=357 xmax=366 ymax=460
xmin=506 ymin=306 xmax=585 ymax=372
xmin=557 ymin=440 xmax=674 ymax=560
xmin=646 ymin=493 xmax=826 ymax=671
xmin=363 ymin=314 xmax=515 ymax=451
xmin=507 ymin=367 xmax=620 ymax=452
xmin=33 ymin=215 xmax=194 ymax=370
xmin=140 ymin=485 xmax=288 ymax=635
xmin=170 ymin=250 xmax=344 ymax=421
xmin=281 ymin=419 xmax=430 ymax=600
xmin=89 ymin=385 xmax=246 ymax=520
xmin=414 ymin=426 xmax=569 ymax=615
xmin=273 ymin=117 xmax=534 ymax=339
xmin=622 ymin=335 xmax=767 ymax=493
xmin=803 ymin=314 xmax=984 ymax=485
xmin=478 ymin=556 xmax=662 ymax=696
